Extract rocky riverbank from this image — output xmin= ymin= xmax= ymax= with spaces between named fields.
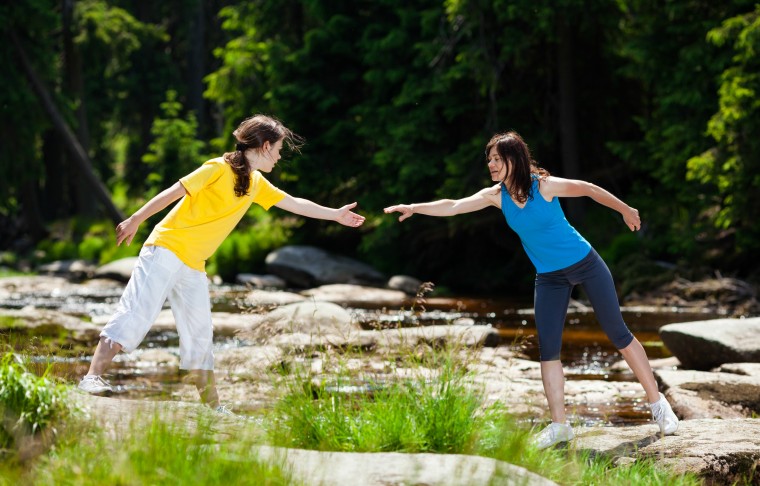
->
xmin=2 ymin=248 xmax=760 ymax=483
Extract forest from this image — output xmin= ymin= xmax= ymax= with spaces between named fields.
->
xmin=2 ymin=0 xmax=759 ymax=297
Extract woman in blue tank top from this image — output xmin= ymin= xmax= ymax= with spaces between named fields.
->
xmin=384 ymin=131 xmax=678 ymax=449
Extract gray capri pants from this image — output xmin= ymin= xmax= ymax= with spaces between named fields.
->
xmin=533 ymin=248 xmax=634 ymax=361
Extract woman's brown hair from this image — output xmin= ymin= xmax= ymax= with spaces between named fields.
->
xmin=223 ymin=115 xmax=304 ymax=197
xmin=485 ymin=131 xmax=550 ymax=204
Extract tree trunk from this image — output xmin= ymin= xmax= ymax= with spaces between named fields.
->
xmin=10 ymin=30 xmax=125 ymax=224
xmin=557 ymin=20 xmax=583 ymax=221
xmin=188 ymin=0 xmax=206 ymax=134
xmin=62 ymin=0 xmax=97 ymax=217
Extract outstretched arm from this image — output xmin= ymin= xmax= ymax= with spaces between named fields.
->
xmin=540 ymin=176 xmax=641 ymax=231
xmin=275 ymin=194 xmax=365 ymax=227
xmin=116 ymin=181 xmax=187 ymax=246
xmin=384 ymin=186 xmax=500 ymax=222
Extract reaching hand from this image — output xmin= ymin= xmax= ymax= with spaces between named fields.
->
xmin=383 ymin=204 xmax=414 ymax=222
xmin=115 ymin=217 xmax=140 ymax=246
xmin=336 ymin=202 xmax=366 ymax=227
xmin=623 ymin=206 xmax=641 ymax=231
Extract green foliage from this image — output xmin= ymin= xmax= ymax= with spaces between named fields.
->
xmin=0 ymin=353 xmax=68 ymax=453
xmin=207 ymin=207 xmax=299 ymax=281
xmin=18 ymin=414 xmax=298 ymax=485
xmin=142 ymin=90 xmax=206 ymax=197
xmin=613 ymin=0 xmax=756 ymax=262
xmin=687 ymin=6 xmax=760 ymax=259
xmin=270 ymin=347 xmax=484 ymax=453
xmin=6 ymin=0 xmax=760 ymax=293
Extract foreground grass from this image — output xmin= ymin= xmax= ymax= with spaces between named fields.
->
xmin=0 ymin=354 xmax=298 ymax=486
xmin=265 ymin=342 xmax=702 ymax=486
xmin=0 ymin=340 xmax=704 ymax=485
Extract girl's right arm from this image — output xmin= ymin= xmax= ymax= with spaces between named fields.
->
xmin=115 ymin=181 xmax=188 ymax=246
xmin=384 ymin=185 xmax=500 ymax=222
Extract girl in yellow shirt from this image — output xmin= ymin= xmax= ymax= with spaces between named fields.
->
xmin=78 ymin=115 xmax=365 ymax=413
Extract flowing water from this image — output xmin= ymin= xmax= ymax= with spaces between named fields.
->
xmin=1 ymin=281 xmax=721 ymax=427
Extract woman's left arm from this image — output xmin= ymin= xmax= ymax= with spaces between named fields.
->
xmin=274 ymin=194 xmax=365 ymax=227
xmin=541 ymin=176 xmax=641 ymax=231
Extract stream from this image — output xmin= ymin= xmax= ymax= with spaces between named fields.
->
xmin=0 ymin=280 xmax=721 ymax=427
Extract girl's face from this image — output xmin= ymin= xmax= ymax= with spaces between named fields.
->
xmin=249 ymin=138 xmax=283 ymax=172
xmin=487 ymin=147 xmax=508 ymax=182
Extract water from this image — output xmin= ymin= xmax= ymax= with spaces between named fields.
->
xmin=0 ymin=280 xmax=722 ymax=426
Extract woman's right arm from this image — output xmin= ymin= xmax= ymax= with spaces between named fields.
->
xmin=115 ymin=181 xmax=187 ymax=246
xmin=384 ymin=185 xmax=500 ymax=222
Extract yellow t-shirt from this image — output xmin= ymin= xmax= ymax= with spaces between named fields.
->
xmin=144 ymin=157 xmax=286 ymax=271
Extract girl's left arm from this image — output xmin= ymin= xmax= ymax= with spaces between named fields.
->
xmin=541 ymin=176 xmax=641 ymax=231
xmin=274 ymin=194 xmax=365 ymax=227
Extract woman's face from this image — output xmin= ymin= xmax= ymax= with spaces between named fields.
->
xmin=487 ymin=147 xmax=508 ymax=182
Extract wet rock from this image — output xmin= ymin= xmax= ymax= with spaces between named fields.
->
xmin=655 ymin=369 xmax=760 ymax=419
xmin=609 ymin=356 xmax=681 ymax=372
xmin=715 ymin=362 xmax=760 ymax=376
xmin=215 ymin=345 xmax=284 ymax=380
xmin=0 ymin=275 xmax=72 ymax=299
xmin=238 ymin=301 xmax=361 ymax=343
xmin=369 ymin=324 xmax=499 ymax=350
xmin=243 ymin=289 xmax=306 ymax=307
xmin=253 ymin=446 xmax=558 ymax=486
xmin=574 ymin=419 xmax=760 ymax=484
xmin=94 ymin=257 xmax=138 ymax=282
xmin=659 ymin=317 xmax=760 ymax=370
xmin=37 ymin=259 xmax=97 ymax=280
xmin=265 ymin=245 xmax=385 ymax=287
xmin=387 ymin=275 xmax=423 ymax=295
xmin=136 ymin=349 xmax=180 ymax=367
xmin=301 ymin=284 xmax=409 ymax=307
xmin=236 ymin=273 xmax=287 ymax=289
xmin=0 ymin=308 xmax=101 ymax=343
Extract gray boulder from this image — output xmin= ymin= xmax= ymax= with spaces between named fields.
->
xmin=265 ymin=245 xmax=384 ymax=287
xmin=659 ymin=317 xmax=760 ymax=370
xmin=94 ymin=257 xmax=139 ymax=282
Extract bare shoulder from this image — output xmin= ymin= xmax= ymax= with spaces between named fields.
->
xmin=539 ymin=176 xmax=590 ymax=199
xmin=477 ymin=184 xmax=502 ymax=207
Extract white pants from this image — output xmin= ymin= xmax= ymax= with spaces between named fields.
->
xmin=101 ymin=245 xmax=214 ymax=370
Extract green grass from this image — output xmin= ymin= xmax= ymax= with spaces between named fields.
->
xmin=17 ymin=415 xmax=298 ymax=485
xmin=0 ymin=333 xmax=705 ymax=485
xmin=0 ymin=353 xmax=69 ymax=454
xmin=264 ymin=340 xmax=703 ymax=485
xmin=0 ymin=354 xmax=298 ymax=485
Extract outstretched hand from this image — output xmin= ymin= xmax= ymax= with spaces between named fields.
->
xmin=623 ymin=206 xmax=641 ymax=231
xmin=336 ymin=202 xmax=366 ymax=227
xmin=115 ymin=217 xmax=140 ymax=246
xmin=383 ymin=204 xmax=413 ymax=222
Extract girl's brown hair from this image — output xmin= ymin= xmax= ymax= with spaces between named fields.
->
xmin=223 ymin=115 xmax=304 ymax=197
xmin=485 ymin=131 xmax=550 ymax=204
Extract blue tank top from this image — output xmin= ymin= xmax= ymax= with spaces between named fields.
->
xmin=501 ymin=179 xmax=591 ymax=273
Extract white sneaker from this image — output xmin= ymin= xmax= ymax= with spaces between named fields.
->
xmin=531 ymin=422 xmax=575 ymax=450
xmin=78 ymin=375 xmax=114 ymax=394
xmin=215 ymin=405 xmax=236 ymax=416
xmin=650 ymin=392 xmax=679 ymax=435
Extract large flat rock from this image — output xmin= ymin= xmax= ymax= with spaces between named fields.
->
xmin=659 ymin=317 xmax=760 ymax=370
xmin=574 ymin=418 xmax=760 ymax=484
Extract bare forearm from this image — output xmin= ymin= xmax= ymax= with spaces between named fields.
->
xmin=586 ymin=184 xmax=631 ymax=215
xmin=408 ymin=200 xmax=461 ymax=217
xmin=278 ymin=197 xmax=339 ymax=221
xmin=131 ymin=182 xmax=186 ymax=224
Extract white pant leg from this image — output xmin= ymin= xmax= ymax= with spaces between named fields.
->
xmin=100 ymin=246 xmax=182 ymax=352
xmin=167 ymin=263 xmax=214 ymax=370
